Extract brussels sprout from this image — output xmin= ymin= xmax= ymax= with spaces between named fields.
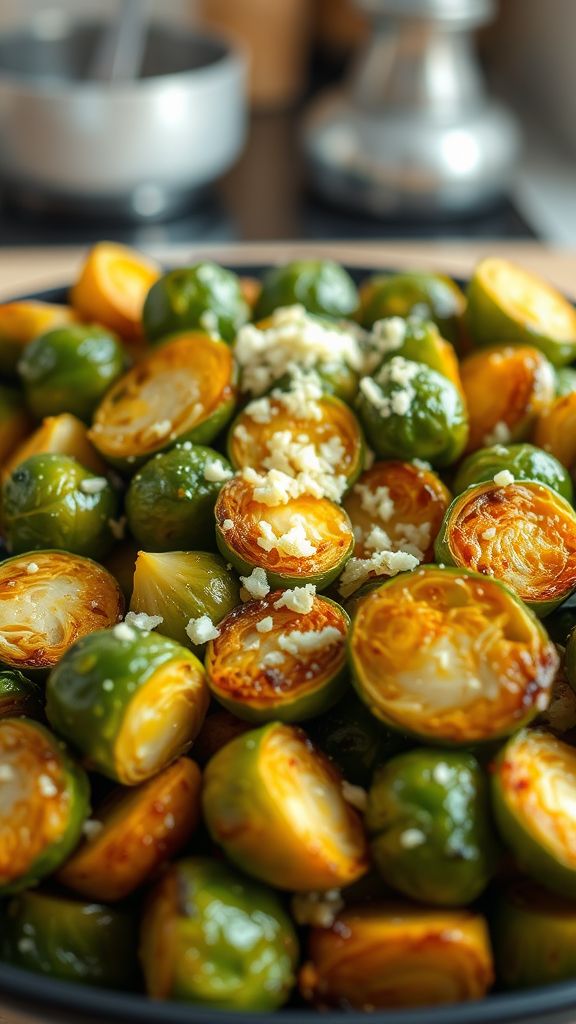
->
xmin=140 ymin=857 xmax=298 ymax=1010
xmin=2 ymin=412 xmax=107 ymax=480
xmin=202 ymin=721 xmax=369 ymax=891
xmin=367 ymin=316 xmax=463 ymax=391
xmin=460 ymin=344 xmax=555 ymax=453
xmin=206 ymin=592 xmax=349 ymax=723
xmin=89 ymin=333 xmax=237 ymax=469
xmin=125 ymin=445 xmax=232 ymax=551
xmin=18 ymin=324 xmax=126 ymax=423
xmin=299 ymin=903 xmax=494 ymax=1009
xmin=0 ymin=300 xmax=78 ymax=376
xmin=215 ymin=476 xmax=354 ymax=590
xmin=254 ymin=260 xmax=358 ymax=321
xmin=71 ymin=241 xmax=160 ymax=341
xmin=453 ymin=442 xmax=573 ymax=502
xmin=435 ymin=480 xmax=576 ymax=616
xmin=0 ymin=385 xmax=32 ymax=465
xmin=493 ymin=880 xmax=576 ymax=989
xmin=356 ymin=357 xmax=468 ymax=467
xmin=0 ymin=718 xmax=89 ymax=894
xmin=366 ymin=749 xmax=497 ymax=905
xmin=358 ymin=271 xmax=466 ymax=346
xmin=1 ymin=890 xmax=139 ymax=990
xmin=343 ymin=460 xmax=451 ymax=563
xmin=492 ymin=728 xmax=576 ymax=897
xmin=0 ymin=551 xmax=123 ymax=674
xmin=46 ymin=625 xmax=209 ymax=785
xmin=350 ymin=565 xmax=558 ymax=744
xmin=143 ymin=263 xmax=248 ymax=344
xmin=130 ymin=550 xmax=240 ymax=648
xmin=0 ymin=669 xmax=43 ymax=720
xmin=555 ymin=366 xmax=576 ymax=397
xmin=466 ymin=257 xmax=576 ymax=366
xmin=534 ymin=391 xmax=576 ymax=472
xmin=312 ymin=690 xmax=409 ymax=787
xmin=193 ymin=708 xmax=252 ymax=765
xmin=58 ymin=757 xmax=201 ymax=901
xmin=2 ymin=453 xmax=118 ymax=559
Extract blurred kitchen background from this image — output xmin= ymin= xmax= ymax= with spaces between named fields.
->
xmin=0 ymin=0 xmax=574 ymax=247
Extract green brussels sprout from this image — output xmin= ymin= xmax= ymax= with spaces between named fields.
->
xmin=312 ymin=690 xmax=409 ymax=786
xmin=2 ymin=453 xmax=118 ymax=559
xmin=1 ymin=890 xmax=139 ymax=990
xmin=0 ymin=385 xmax=32 ymax=464
xmin=18 ymin=324 xmax=125 ymax=422
xmin=555 ymin=366 xmax=576 ymax=397
xmin=142 ymin=263 xmax=248 ymax=343
xmin=254 ymin=260 xmax=358 ymax=321
xmin=0 ymin=718 xmax=90 ymax=894
xmin=356 ymin=357 xmax=468 ymax=467
xmin=492 ymin=880 xmax=576 ymax=989
xmin=0 ymin=300 xmax=79 ymax=377
xmin=367 ymin=317 xmax=462 ymax=391
xmin=453 ymin=442 xmax=573 ymax=502
xmin=357 ymin=271 xmax=466 ymax=346
xmin=125 ymin=445 xmax=232 ymax=551
xmin=0 ymin=669 xmax=43 ymax=719
xmin=203 ymin=721 xmax=369 ymax=891
xmin=366 ymin=749 xmax=497 ymax=906
xmin=46 ymin=624 xmax=209 ymax=785
xmin=140 ymin=857 xmax=298 ymax=1010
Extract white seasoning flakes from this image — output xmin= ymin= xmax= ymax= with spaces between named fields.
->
xmin=399 ymin=828 xmax=426 ymax=849
xmin=239 ymin=566 xmax=270 ymax=600
xmin=79 ymin=476 xmax=108 ymax=495
xmin=185 ymin=615 xmax=220 ymax=645
xmin=354 ymin=482 xmax=394 ymax=522
xmin=222 ymin=518 xmax=234 ymax=532
xmin=432 ymin=762 xmax=452 ymax=786
xmin=204 ymin=459 xmax=233 ymax=483
xmin=256 ymin=616 xmax=274 ymax=634
xmin=125 ymin=611 xmax=164 ymax=631
xmin=113 ymin=622 xmax=136 ymax=642
xmin=26 ymin=562 xmax=39 ymax=574
xmin=38 ymin=774 xmax=58 ymax=798
xmin=278 ymin=626 xmax=342 ymax=657
xmin=339 ymin=549 xmax=419 ymax=597
xmin=493 ymin=470 xmax=514 ymax=487
xmin=261 ymin=650 xmax=286 ymax=667
xmin=257 ymin=518 xmax=317 ymax=558
xmin=341 ymin=780 xmax=368 ymax=812
xmin=273 ymin=584 xmax=316 ymax=614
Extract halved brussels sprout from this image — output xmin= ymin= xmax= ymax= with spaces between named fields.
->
xmin=89 ymin=333 xmax=237 ymax=469
xmin=18 ymin=324 xmax=126 ymax=422
xmin=205 ymin=592 xmax=348 ymax=723
xmin=130 ymin=550 xmax=240 ymax=648
xmin=356 ymin=357 xmax=468 ymax=466
xmin=215 ymin=476 xmax=354 ymax=590
xmin=453 ymin=442 xmax=573 ymax=502
xmin=493 ymin=880 xmax=576 ymax=989
xmin=0 ymin=718 xmax=89 ymax=894
xmin=2 ymin=453 xmax=118 ymax=559
xmin=0 ymin=300 xmax=78 ymax=376
xmin=460 ymin=344 xmax=555 ymax=452
xmin=534 ymin=391 xmax=576 ymax=472
xmin=299 ymin=903 xmax=493 ymax=1009
xmin=1 ymin=890 xmax=139 ymax=990
xmin=343 ymin=459 xmax=451 ymax=563
xmin=368 ymin=317 xmax=463 ymax=391
xmin=366 ymin=749 xmax=497 ymax=905
xmin=71 ymin=241 xmax=161 ymax=340
xmin=555 ymin=366 xmax=576 ymax=397
xmin=312 ymin=690 xmax=408 ymax=787
xmin=0 ymin=669 xmax=43 ymax=720
xmin=126 ymin=445 xmax=232 ymax=551
xmin=140 ymin=857 xmax=298 ymax=1010
xmin=202 ymin=721 xmax=369 ymax=890
xmin=143 ymin=263 xmax=248 ymax=343
xmin=2 ymin=412 xmax=107 ymax=479
xmin=254 ymin=260 xmax=358 ymax=321
xmin=358 ymin=270 xmax=466 ymax=346
xmin=350 ymin=565 xmax=558 ymax=744
xmin=58 ymin=757 xmax=201 ymax=901
xmin=435 ymin=480 xmax=576 ymax=615
xmin=0 ymin=551 xmax=123 ymax=673
xmin=466 ymin=257 xmax=576 ymax=366
xmin=193 ymin=708 xmax=252 ymax=765
xmin=46 ymin=625 xmax=209 ymax=785
xmin=0 ymin=385 xmax=32 ymax=465
xmin=492 ymin=728 xmax=576 ymax=897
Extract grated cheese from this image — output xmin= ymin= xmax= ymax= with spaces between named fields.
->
xmin=257 ymin=517 xmax=317 ymax=558
xmin=113 ymin=622 xmax=136 ymax=642
xmin=339 ymin=549 xmax=419 ymax=597
xmin=124 ymin=611 xmax=163 ymax=631
xmin=277 ymin=626 xmax=341 ymax=657
xmin=222 ymin=518 xmax=234 ymax=531
xmin=256 ymin=616 xmax=274 ymax=633
xmin=493 ymin=470 xmax=514 ymax=487
xmin=273 ymin=583 xmax=316 ymax=614
xmin=185 ymin=615 xmax=220 ymax=645
xmin=204 ymin=459 xmax=233 ymax=483
xmin=239 ymin=566 xmax=270 ymax=600
xmin=79 ymin=476 xmax=108 ymax=495
xmin=354 ymin=482 xmax=395 ymax=522
xmin=26 ymin=562 xmax=39 ymax=574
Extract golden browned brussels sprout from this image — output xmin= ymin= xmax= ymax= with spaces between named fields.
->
xmin=358 ymin=270 xmax=466 ymax=347
xmin=534 ymin=391 xmax=576 ymax=472
xmin=193 ymin=708 xmax=252 ymax=765
xmin=2 ymin=412 xmax=107 ymax=479
xmin=0 ymin=300 xmax=78 ymax=376
xmin=71 ymin=241 xmax=160 ymax=341
xmin=493 ymin=880 xmax=576 ymax=989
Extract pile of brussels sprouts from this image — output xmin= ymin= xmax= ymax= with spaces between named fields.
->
xmin=3 ymin=243 xmax=576 ymax=1011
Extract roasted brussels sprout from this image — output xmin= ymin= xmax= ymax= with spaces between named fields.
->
xmin=71 ymin=241 xmax=160 ymax=341
xmin=534 ymin=391 xmax=576 ymax=472
xmin=205 ymin=591 xmax=348 ymax=723
xmin=312 ymin=690 xmax=408 ymax=787
xmin=254 ymin=260 xmax=358 ymax=321
xmin=1 ymin=889 xmax=139 ymax=990
xmin=467 ymin=257 xmax=576 ymax=366
xmin=358 ymin=270 xmax=466 ymax=346
xmin=0 ymin=551 xmax=123 ymax=673
xmin=2 ymin=412 xmax=107 ymax=480
xmin=356 ymin=357 xmax=468 ymax=466
xmin=492 ymin=729 xmax=576 ymax=897
xmin=130 ymin=549 xmax=240 ymax=648
xmin=555 ymin=366 xmax=576 ymax=397
xmin=0 ymin=385 xmax=32 ymax=465
xmin=46 ymin=625 xmax=209 ymax=785
xmin=2 ymin=453 xmax=118 ymax=559
xmin=193 ymin=708 xmax=252 ymax=765
xmin=0 ymin=300 xmax=78 ymax=376
xmin=367 ymin=316 xmax=462 ymax=391
xmin=350 ymin=565 xmax=558 ymax=744
xmin=366 ymin=749 xmax=497 ymax=905
xmin=89 ymin=332 xmax=237 ymax=469
xmin=0 ymin=718 xmax=89 ymax=894
xmin=126 ymin=445 xmax=232 ymax=551
xmin=215 ymin=476 xmax=354 ymax=590
xmin=453 ymin=442 xmax=573 ymax=502
xmin=143 ymin=263 xmax=248 ymax=343
xmin=299 ymin=903 xmax=494 ymax=1009
xmin=435 ymin=479 xmax=576 ymax=615
xmin=18 ymin=324 xmax=126 ymax=422
xmin=493 ymin=880 xmax=576 ymax=989
xmin=0 ymin=669 xmax=43 ymax=720
xmin=202 ymin=721 xmax=369 ymax=890
xmin=140 ymin=857 xmax=298 ymax=1010
xmin=58 ymin=757 xmax=201 ymax=901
